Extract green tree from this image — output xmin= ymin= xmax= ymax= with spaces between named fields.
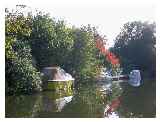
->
xmin=5 ymin=6 xmax=42 ymax=94
xmin=5 ymin=6 xmax=32 ymax=59
xmin=6 ymin=40 xmax=42 ymax=94
xmin=112 ymin=21 xmax=156 ymax=78
xmin=5 ymin=5 xmax=105 ymax=94
xmin=30 ymin=13 xmax=74 ymax=69
xmin=68 ymin=26 xmax=102 ymax=82
xmin=30 ymin=14 xmax=102 ymax=82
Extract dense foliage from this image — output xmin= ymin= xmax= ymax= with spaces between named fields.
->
xmin=111 ymin=21 xmax=156 ymax=78
xmin=29 ymin=14 xmax=102 ymax=82
xmin=5 ymin=6 xmax=42 ymax=94
xmin=68 ymin=26 xmax=102 ymax=81
xmin=5 ymin=6 xmax=103 ymax=94
xmin=6 ymin=5 xmax=155 ymax=95
xmin=30 ymin=14 xmax=74 ymax=69
xmin=6 ymin=40 xmax=42 ymax=94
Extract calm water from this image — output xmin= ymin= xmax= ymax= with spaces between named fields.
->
xmin=5 ymin=80 xmax=156 ymax=118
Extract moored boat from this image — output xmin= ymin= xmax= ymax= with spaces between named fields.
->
xmin=41 ymin=67 xmax=75 ymax=91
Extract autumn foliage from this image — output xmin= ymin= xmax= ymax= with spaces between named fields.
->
xmin=95 ymin=36 xmax=119 ymax=65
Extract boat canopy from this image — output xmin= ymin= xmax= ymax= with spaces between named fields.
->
xmin=128 ymin=70 xmax=141 ymax=87
xmin=42 ymin=67 xmax=75 ymax=81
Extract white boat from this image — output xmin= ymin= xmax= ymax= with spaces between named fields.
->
xmin=100 ymin=70 xmax=141 ymax=87
xmin=41 ymin=67 xmax=74 ymax=90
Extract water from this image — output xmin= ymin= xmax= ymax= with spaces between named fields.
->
xmin=5 ymin=80 xmax=156 ymax=118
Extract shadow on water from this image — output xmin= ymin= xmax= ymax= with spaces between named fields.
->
xmin=5 ymin=80 xmax=156 ymax=118
xmin=118 ymin=80 xmax=156 ymax=118
xmin=5 ymin=94 xmax=42 ymax=117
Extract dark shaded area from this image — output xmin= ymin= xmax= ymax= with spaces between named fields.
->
xmin=118 ymin=80 xmax=156 ymax=118
xmin=111 ymin=21 xmax=156 ymax=79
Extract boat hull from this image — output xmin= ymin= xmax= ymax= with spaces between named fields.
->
xmin=46 ymin=80 xmax=74 ymax=91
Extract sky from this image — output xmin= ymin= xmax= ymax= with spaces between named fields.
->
xmin=4 ymin=0 xmax=155 ymax=47
xmin=47 ymin=6 xmax=155 ymax=47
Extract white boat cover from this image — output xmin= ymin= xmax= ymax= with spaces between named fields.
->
xmin=128 ymin=70 xmax=141 ymax=87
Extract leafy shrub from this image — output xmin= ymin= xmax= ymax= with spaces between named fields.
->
xmin=6 ymin=40 xmax=42 ymax=94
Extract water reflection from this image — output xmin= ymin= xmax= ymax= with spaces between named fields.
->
xmin=58 ymin=84 xmax=108 ymax=118
xmin=106 ymin=112 xmax=119 ymax=118
xmin=5 ymin=80 xmax=156 ymax=118
xmin=118 ymin=81 xmax=156 ymax=118
xmin=41 ymin=91 xmax=73 ymax=113
xmin=5 ymin=94 xmax=42 ymax=117
xmin=6 ymin=88 xmax=73 ymax=117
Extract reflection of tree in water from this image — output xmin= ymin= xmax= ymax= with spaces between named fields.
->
xmin=59 ymin=83 xmax=108 ymax=118
xmin=6 ymin=89 xmax=74 ymax=118
xmin=103 ymin=82 xmax=123 ymax=118
xmin=118 ymin=81 xmax=156 ymax=118
xmin=36 ymin=88 xmax=74 ymax=117
xmin=6 ymin=80 xmax=155 ymax=118
xmin=5 ymin=94 xmax=43 ymax=117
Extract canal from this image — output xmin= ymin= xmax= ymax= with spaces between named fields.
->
xmin=5 ymin=79 xmax=156 ymax=118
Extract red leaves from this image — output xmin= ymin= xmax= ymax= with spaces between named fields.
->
xmin=96 ymin=37 xmax=119 ymax=65
xmin=100 ymin=46 xmax=107 ymax=54
xmin=106 ymin=53 xmax=119 ymax=65
xmin=104 ymin=96 xmax=122 ymax=116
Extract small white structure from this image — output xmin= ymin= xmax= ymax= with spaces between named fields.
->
xmin=128 ymin=70 xmax=141 ymax=87
xmin=42 ymin=67 xmax=75 ymax=81
xmin=41 ymin=67 xmax=74 ymax=90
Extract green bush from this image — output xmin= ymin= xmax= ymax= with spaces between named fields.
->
xmin=6 ymin=40 xmax=42 ymax=94
xmin=5 ymin=6 xmax=42 ymax=95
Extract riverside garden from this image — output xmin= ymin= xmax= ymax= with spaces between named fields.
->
xmin=5 ymin=5 xmax=156 ymax=118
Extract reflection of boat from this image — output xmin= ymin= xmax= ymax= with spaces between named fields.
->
xmin=42 ymin=90 xmax=73 ymax=113
xmin=41 ymin=67 xmax=74 ymax=90
xmin=101 ymin=84 xmax=112 ymax=91
xmin=97 ymin=83 xmax=112 ymax=92
xmin=55 ymin=96 xmax=73 ymax=112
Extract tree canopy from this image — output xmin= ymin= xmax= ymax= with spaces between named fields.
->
xmin=111 ymin=21 xmax=156 ymax=78
xmin=5 ymin=6 xmax=104 ymax=94
xmin=5 ymin=6 xmax=42 ymax=94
